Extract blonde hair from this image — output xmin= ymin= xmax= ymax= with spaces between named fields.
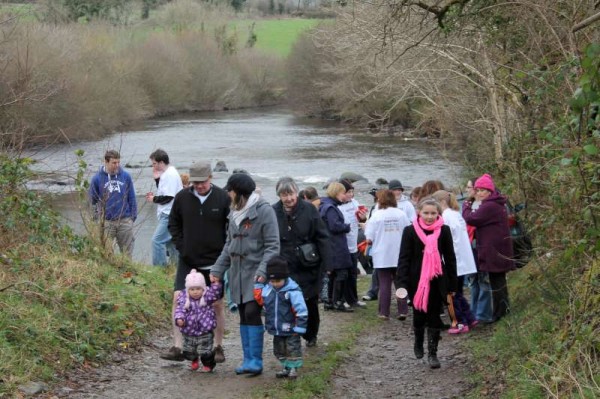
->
xmin=417 ymin=197 xmax=442 ymax=213
xmin=326 ymin=182 xmax=346 ymax=199
xmin=431 ymin=190 xmax=460 ymax=211
xmin=180 ymin=173 xmax=190 ymax=188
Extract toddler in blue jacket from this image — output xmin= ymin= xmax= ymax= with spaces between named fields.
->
xmin=255 ymin=256 xmax=308 ymax=379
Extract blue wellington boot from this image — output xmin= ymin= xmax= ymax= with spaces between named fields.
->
xmin=245 ymin=325 xmax=264 ymax=376
xmin=235 ymin=325 xmax=251 ymax=375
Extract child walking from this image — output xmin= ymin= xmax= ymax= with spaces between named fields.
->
xmin=255 ymin=256 xmax=308 ymax=379
xmin=396 ymin=198 xmax=457 ymax=369
xmin=174 ymin=269 xmax=222 ymax=372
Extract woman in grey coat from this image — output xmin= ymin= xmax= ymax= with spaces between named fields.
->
xmin=210 ymin=173 xmax=280 ymax=376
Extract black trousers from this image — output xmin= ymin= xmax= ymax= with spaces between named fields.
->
xmin=302 ymin=296 xmax=320 ymax=342
xmin=489 ymin=272 xmax=509 ymax=321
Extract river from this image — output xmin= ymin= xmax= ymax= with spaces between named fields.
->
xmin=28 ymin=108 xmax=462 ymax=264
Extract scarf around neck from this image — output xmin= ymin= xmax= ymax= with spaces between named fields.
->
xmin=231 ymin=192 xmax=259 ymax=227
xmin=412 ymin=216 xmax=445 ymax=312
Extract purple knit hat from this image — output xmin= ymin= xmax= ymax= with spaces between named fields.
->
xmin=474 ymin=173 xmax=495 ymax=192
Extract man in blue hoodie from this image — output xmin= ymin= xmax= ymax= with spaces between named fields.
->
xmin=89 ymin=150 xmax=137 ymax=258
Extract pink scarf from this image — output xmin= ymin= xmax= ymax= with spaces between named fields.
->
xmin=412 ymin=216 xmax=445 ymax=312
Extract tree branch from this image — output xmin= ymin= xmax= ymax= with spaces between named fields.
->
xmin=572 ymin=11 xmax=600 ymax=33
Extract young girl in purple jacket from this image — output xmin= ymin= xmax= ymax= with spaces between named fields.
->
xmin=174 ymin=269 xmax=222 ymax=372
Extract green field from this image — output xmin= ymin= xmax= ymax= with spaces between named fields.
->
xmin=233 ymin=18 xmax=322 ymax=57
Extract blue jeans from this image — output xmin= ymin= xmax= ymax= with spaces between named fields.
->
xmin=468 ymin=272 xmax=493 ymax=323
xmin=152 ymin=212 xmax=177 ymax=266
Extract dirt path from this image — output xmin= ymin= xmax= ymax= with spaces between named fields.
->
xmin=49 ymin=296 xmax=472 ymax=398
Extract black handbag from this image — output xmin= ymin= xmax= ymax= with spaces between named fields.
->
xmin=296 ymin=242 xmax=320 ymax=268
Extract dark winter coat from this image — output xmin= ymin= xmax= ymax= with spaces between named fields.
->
xmin=257 ymin=278 xmax=308 ymax=336
xmin=273 ymin=199 xmax=330 ymax=299
xmin=319 ymin=196 xmax=353 ymax=271
xmin=168 ymin=186 xmax=230 ymax=267
xmin=462 ymin=192 xmax=515 ymax=273
xmin=395 ymin=224 xmax=458 ymax=303
xmin=174 ymin=283 xmax=222 ymax=337
xmin=211 ymin=198 xmax=280 ymax=305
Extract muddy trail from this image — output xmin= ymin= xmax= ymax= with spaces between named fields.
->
xmin=49 ymin=290 xmax=473 ymax=399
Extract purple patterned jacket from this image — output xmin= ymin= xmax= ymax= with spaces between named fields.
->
xmin=174 ymin=283 xmax=222 ymax=337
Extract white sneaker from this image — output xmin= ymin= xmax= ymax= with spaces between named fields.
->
xmin=354 ymin=301 xmax=367 ymax=307
xmin=362 ymin=295 xmax=373 ymax=301
xmin=343 ymin=302 xmax=351 ymax=309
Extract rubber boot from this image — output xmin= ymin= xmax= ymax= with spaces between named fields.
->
xmin=235 ymin=325 xmax=251 ymax=374
xmin=414 ymin=327 xmax=425 ymax=359
xmin=427 ymin=328 xmax=441 ymax=369
xmin=245 ymin=325 xmax=264 ymax=376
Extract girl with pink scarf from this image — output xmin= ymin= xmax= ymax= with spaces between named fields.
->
xmin=396 ymin=198 xmax=457 ymax=369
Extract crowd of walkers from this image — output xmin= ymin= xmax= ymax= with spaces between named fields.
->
xmin=89 ymin=149 xmax=516 ymax=377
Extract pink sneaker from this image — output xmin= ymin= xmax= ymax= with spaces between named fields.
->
xmin=191 ymin=359 xmax=200 ymax=371
xmin=469 ymin=320 xmax=479 ymax=328
xmin=448 ymin=324 xmax=470 ymax=334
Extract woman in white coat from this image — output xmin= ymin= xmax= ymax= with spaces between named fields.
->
xmin=432 ymin=190 xmax=478 ymax=333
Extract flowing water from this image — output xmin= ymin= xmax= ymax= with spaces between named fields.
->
xmin=28 ymin=108 xmax=462 ymax=264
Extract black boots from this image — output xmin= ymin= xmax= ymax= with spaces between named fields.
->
xmin=427 ymin=328 xmax=441 ymax=369
xmin=414 ymin=327 xmax=425 ymax=359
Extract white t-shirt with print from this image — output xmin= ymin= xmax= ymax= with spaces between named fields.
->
xmin=156 ymin=165 xmax=183 ymax=217
xmin=365 ymin=207 xmax=410 ymax=268
xmin=338 ymin=199 xmax=360 ymax=253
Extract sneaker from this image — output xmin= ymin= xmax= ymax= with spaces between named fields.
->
xmin=160 ymin=346 xmax=185 ymax=362
xmin=343 ymin=302 xmax=352 ymax=309
xmin=214 ymin=345 xmax=225 ymax=363
xmin=191 ymin=359 xmax=200 ymax=371
xmin=323 ymin=302 xmax=334 ymax=311
xmin=469 ymin=320 xmax=479 ymax=328
xmin=306 ymin=338 xmax=317 ymax=347
xmin=288 ymin=368 xmax=298 ymax=380
xmin=448 ymin=324 xmax=470 ymax=334
xmin=352 ymin=301 xmax=367 ymax=308
xmin=200 ymin=366 xmax=214 ymax=373
xmin=335 ymin=302 xmax=354 ymax=312
xmin=276 ymin=367 xmax=290 ymax=378
xmin=378 ymin=314 xmax=390 ymax=321
xmin=362 ymin=295 xmax=374 ymax=301
xmin=397 ymin=313 xmax=408 ymax=321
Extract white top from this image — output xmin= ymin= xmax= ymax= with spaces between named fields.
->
xmin=442 ymin=208 xmax=477 ymax=276
xmin=365 ymin=207 xmax=410 ymax=268
xmin=156 ymin=165 xmax=183 ymax=217
xmin=397 ymin=194 xmax=417 ymax=222
xmin=338 ymin=199 xmax=360 ymax=253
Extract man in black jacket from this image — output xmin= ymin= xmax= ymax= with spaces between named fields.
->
xmin=160 ymin=161 xmax=230 ymax=363
xmin=273 ymin=177 xmax=330 ymax=347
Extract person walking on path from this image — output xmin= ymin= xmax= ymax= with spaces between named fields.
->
xmin=396 ymin=198 xmax=457 ymax=369
xmin=272 ymin=177 xmax=329 ymax=348
xmin=146 ymin=149 xmax=182 ymax=266
xmin=210 ymin=173 xmax=280 ymax=376
xmin=364 ymin=190 xmax=410 ymax=320
xmin=161 ymin=161 xmax=230 ymax=363
xmin=462 ymin=174 xmax=515 ymax=322
xmin=89 ymin=150 xmax=137 ymax=258
xmin=319 ymin=182 xmax=354 ymax=312
xmin=432 ymin=190 xmax=478 ymax=333
xmin=254 ymin=256 xmax=308 ymax=379
xmin=337 ymin=179 xmax=368 ymax=309
xmin=174 ymin=269 xmax=223 ymax=372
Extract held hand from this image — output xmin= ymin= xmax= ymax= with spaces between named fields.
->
xmin=176 ymin=319 xmax=184 ymax=327
xmin=255 ymin=275 xmax=265 ymax=284
xmin=209 ymin=274 xmax=220 ymax=284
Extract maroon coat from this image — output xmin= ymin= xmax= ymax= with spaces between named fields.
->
xmin=463 ymin=193 xmax=515 ymax=273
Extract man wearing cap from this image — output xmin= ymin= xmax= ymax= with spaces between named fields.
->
xmin=388 ymin=179 xmax=417 ymax=222
xmin=161 ymin=161 xmax=230 ymax=363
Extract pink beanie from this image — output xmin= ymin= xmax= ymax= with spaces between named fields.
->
xmin=474 ymin=173 xmax=495 ymax=192
xmin=184 ymin=269 xmax=207 ymax=309
xmin=185 ymin=269 xmax=206 ymax=289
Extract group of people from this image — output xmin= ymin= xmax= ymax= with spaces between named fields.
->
xmin=89 ymin=149 xmax=516 ymax=376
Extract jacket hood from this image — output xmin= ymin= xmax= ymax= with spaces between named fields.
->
xmin=280 ymin=277 xmax=300 ymax=292
xmin=320 ymin=196 xmax=341 ymax=207
xmin=99 ymin=165 xmax=124 ymax=176
xmin=484 ymin=191 xmax=507 ymax=205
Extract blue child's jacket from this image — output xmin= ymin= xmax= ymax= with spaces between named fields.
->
xmin=257 ymin=278 xmax=308 ymax=336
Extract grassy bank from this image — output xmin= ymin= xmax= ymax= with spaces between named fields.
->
xmin=0 ymin=1 xmax=319 ymax=147
xmin=0 ymin=156 xmax=172 ymax=396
